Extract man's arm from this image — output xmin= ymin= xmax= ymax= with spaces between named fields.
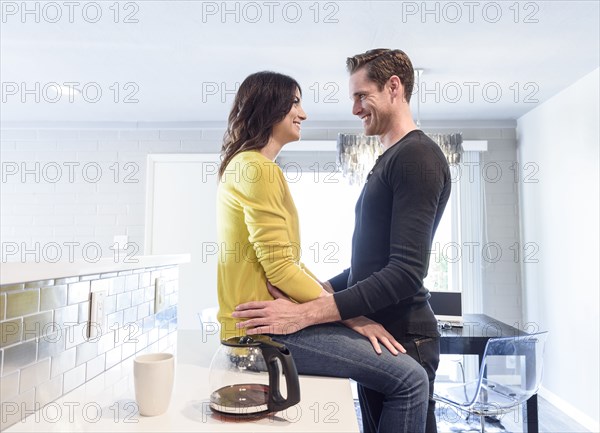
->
xmin=233 ymin=287 xmax=405 ymax=354
xmin=328 ymin=268 xmax=350 ymax=292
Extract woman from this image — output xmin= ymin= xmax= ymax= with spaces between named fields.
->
xmin=216 ymin=71 xmax=429 ymax=433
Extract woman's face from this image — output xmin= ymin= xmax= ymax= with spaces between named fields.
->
xmin=272 ymin=88 xmax=307 ymax=145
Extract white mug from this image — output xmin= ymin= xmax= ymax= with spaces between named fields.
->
xmin=133 ymin=353 xmax=175 ymax=416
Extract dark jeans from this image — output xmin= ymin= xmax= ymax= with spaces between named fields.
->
xmin=359 ymin=334 xmax=440 ymax=433
xmin=271 ymin=323 xmax=430 ymax=433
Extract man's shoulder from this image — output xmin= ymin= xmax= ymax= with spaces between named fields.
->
xmin=388 ymin=131 xmax=448 ymax=165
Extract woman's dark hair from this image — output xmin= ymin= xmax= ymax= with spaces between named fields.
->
xmin=219 ymin=71 xmax=301 ymax=179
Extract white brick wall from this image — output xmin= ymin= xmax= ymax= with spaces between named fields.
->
xmin=0 ymin=127 xmax=224 ymax=264
xmin=0 ymin=122 xmax=522 ymax=324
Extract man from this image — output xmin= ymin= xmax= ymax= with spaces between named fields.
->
xmin=233 ymin=49 xmax=451 ymax=433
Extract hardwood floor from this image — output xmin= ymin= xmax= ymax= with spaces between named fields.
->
xmin=353 ymin=396 xmax=591 ymax=432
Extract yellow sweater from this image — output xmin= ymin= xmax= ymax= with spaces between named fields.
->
xmin=216 ymin=150 xmax=322 ymax=339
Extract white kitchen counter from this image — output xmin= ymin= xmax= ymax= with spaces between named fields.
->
xmin=0 ymin=254 xmax=190 ymax=285
xmin=5 ymin=330 xmax=360 ymax=433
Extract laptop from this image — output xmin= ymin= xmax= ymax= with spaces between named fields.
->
xmin=428 ymin=291 xmax=463 ymax=328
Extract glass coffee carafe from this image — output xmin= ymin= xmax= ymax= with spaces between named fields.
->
xmin=208 ymin=335 xmax=300 ymax=417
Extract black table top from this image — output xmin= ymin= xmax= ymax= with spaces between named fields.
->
xmin=439 ymin=313 xmax=529 ymax=356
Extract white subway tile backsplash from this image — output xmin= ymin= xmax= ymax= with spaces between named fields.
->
xmin=64 ymin=323 xmax=87 ymax=349
xmin=78 ymin=301 xmax=90 ymax=324
xmin=105 ymin=345 xmax=122 ymax=369
xmin=124 ymin=274 xmax=139 ymax=292
xmin=67 ymin=281 xmax=90 ymax=305
xmin=121 ymin=340 xmax=137 ymax=360
xmin=1 ymin=371 xmax=20 ymax=399
xmin=38 ymin=333 xmax=66 ymax=359
xmin=106 ymin=311 xmax=124 ymax=330
xmin=50 ymin=347 xmax=77 ymax=378
xmin=54 ymin=305 xmax=78 ymax=328
xmin=0 ymin=388 xmax=35 ymax=431
xmin=19 ymin=358 xmax=50 ymax=393
xmin=54 ymin=276 xmax=79 ymax=285
xmin=139 ymin=272 xmax=151 ymax=288
xmin=108 ymin=277 xmax=125 ymax=296
xmin=131 ymin=289 xmax=144 ymax=306
xmin=75 ymin=341 xmax=98 ymax=366
xmin=1 ymin=318 xmax=22 ymax=348
xmin=36 ymin=374 xmax=63 ymax=407
xmin=135 ymin=332 xmax=148 ymax=353
xmin=63 ymin=363 xmax=86 ymax=393
xmin=123 ymin=306 xmax=138 ymax=325
xmin=6 ymin=290 xmax=39 ymax=319
xmin=86 ymin=353 xmax=106 ymax=381
xmin=116 ymin=292 xmax=132 ymax=311
xmin=23 ymin=311 xmax=54 ymax=341
xmin=1 ymin=264 xmax=179 ymax=430
xmin=3 ymin=341 xmax=37 ymax=374
xmin=97 ymin=331 xmax=116 ymax=354
xmin=90 ymin=278 xmax=113 ymax=294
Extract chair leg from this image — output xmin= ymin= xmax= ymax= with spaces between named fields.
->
xmin=480 ymin=414 xmax=486 ymax=433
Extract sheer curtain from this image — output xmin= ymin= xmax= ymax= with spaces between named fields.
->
xmin=454 ymin=150 xmax=484 ymax=313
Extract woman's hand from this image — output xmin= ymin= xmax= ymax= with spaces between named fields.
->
xmin=342 ymin=316 xmax=406 ymax=355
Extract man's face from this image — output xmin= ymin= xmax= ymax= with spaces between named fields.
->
xmin=349 ymin=68 xmax=392 ymax=137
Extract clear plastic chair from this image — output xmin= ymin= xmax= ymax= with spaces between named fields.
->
xmin=434 ymin=331 xmax=548 ymax=432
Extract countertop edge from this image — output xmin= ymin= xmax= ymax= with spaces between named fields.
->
xmin=0 ymin=254 xmax=191 ymax=285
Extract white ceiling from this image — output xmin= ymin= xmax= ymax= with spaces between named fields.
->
xmin=1 ymin=0 xmax=598 ymax=124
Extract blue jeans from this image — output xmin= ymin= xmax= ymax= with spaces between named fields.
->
xmin=358 ymin=335 xmax=440 ymax=433
xmin=271 ymin=323 xmax=430 ymax=433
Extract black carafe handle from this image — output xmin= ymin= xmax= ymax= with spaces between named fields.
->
xmin=260 ymin=343 xmax=301 ymax=412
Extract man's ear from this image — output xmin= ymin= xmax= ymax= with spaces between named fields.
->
xmin=387 ymin=75 xmax=404 ymax=101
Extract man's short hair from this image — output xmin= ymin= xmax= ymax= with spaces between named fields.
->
xmin=347 ymin=49 xmax=414 ymax=102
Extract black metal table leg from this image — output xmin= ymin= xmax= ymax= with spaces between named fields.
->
xmin=523 ymin=394 xmax=539 ymax=433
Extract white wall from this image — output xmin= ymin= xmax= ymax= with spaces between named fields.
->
xmin=0 ymin=122 xmax=523 ymax=327
xmin=517 ymin=68 xmax=600 ymax=431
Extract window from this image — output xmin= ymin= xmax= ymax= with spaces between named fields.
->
xmin=289 ymin=170 xmax=457 ymax=291
xmin=288 ymin=172 xmax=362 ymax=281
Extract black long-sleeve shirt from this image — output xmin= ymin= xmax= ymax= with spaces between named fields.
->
xmin=330 ymin=130 xmax=451 ymax=338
